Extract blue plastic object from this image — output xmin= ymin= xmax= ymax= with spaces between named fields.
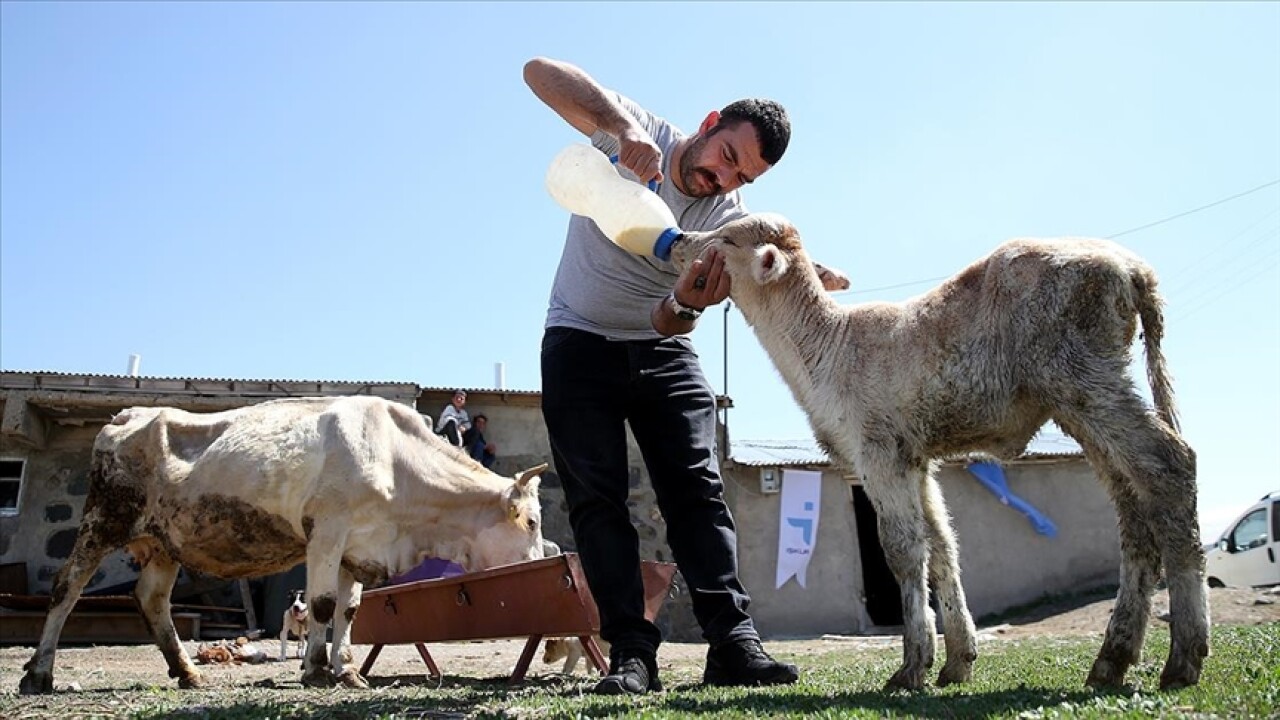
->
xmin=966 ymin=461 xmax=1058 ymax=538
xmin=609 ymin=154 xmax=660 ymax=191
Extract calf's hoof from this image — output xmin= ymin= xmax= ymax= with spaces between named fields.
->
xmin=885 ymin=664 xmax=927 ymax=691
xmin=937 ymin=658 xmax=974 ymax=687
xmin=1085 ymin=656 xmax=1129 ymax=689
xmin=301 ymin=669 xmax=337 ymax=688
xmin=1159 ymin=657 xmax=1202 ymax=691
xmin=18 ymin=671 xmax=53 ymax=695
xmin=337 ymin=668 xmax=369 ymax=689
xmin=177 ymin=672 xmax=207 ymax=690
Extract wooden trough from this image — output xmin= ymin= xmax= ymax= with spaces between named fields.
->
xmin=352 ymin=553 xmax=677 ymax=682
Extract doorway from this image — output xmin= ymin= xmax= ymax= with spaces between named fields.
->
xmin=852 ymin=484 xmax=903 ymax=626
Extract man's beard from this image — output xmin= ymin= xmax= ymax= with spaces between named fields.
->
xmin=678 ymin=131 xmax=722 ymax=198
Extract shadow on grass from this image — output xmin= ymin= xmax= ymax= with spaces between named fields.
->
xmin=96 ymin=675 xmax=1149 ymax=720
xmin=646 ymin=686 xmax=1120 ymax=719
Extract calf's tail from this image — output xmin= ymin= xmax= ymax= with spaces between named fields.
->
xmin=1132 ymin=265 xmax=1180 ymax=433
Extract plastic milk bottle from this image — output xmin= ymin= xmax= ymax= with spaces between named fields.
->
xmin=545 ymin=144 xmax=683 ymax=261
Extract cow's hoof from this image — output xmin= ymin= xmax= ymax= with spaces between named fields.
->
xmin=302 ymin=670 xmax=336 ymax=688
xmin=885 ymin=665 xmax=927 ymax=691
xmin=1085 ymin=657 xmax=1129 ymax=689
xmin=18 ymin=671 xmax=53 ymax=695
xmin=1159 ymin=657 xmax=1202 ymax=691
xmin=337 ymin=668 xmax=369 ymax=689
xmin=177 ymin=671 xmax=207 ymax=690
xmin=937 ymin=659 xmax=973 ymax=687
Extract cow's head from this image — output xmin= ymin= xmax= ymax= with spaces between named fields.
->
xmin=470 ymin=463 xmax=548 ymax=569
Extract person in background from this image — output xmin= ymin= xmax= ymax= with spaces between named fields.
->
xmin=525 ymin=55 xmax=849 ymax=696
xmin=435 ymin=389 xmax=471 ymax=446
xmin=463 ymin=413 xmax=497 ymax=469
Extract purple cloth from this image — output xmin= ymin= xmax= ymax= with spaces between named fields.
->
xmin=388 ymin=557 xmax=467 ymax=585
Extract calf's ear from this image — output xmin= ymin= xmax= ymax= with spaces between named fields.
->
xmin=752 ymin=245 xmax=790 ymax=285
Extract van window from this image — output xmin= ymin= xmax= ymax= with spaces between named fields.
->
xmin=1230 ymin=508 xmax=1269 ymax=551
xmin=1272 ymin=501 xmax=1279 ymax=544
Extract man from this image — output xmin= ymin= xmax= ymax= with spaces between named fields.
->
xmin=434 ymin=389 xmax=471 ymax=446
xmin=463 ymin=413 xmax=497 ymax=469
xmin=525 ymin=56 xmax=847 ymax=695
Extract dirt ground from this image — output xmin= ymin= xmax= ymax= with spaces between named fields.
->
xmin=2 ymin=585 xmax=1276 ymax=695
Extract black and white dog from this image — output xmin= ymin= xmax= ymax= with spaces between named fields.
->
xmin=279 ymin=590 xmax=308 ymax=661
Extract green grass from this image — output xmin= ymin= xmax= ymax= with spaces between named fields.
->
xmin=7 ymin=624 xmax=1278 ymax=719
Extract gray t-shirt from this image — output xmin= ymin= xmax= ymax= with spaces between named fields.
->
xmin=544 ymin=94 xmax=748 ymax=340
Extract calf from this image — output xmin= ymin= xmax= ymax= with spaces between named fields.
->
xmin=543 ymin=636 xmax=611 ymax=675
xmin=20 ymin=396 xmax=547 ymax=693
xmin=672 ymin=214 xmax=1207 ymax=690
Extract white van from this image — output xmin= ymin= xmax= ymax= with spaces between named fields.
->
xmin=1205 ymin=491 xmax=1280 ymax=588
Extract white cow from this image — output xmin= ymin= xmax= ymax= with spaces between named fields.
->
xmin=19 ymin=396 xmax=547 ymax=693
xmin=672 ymin=214 xmax=1207 ymax=691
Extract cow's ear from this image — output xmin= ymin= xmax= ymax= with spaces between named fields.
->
xmin=516 ymin=463 xmax=548 ymax=492
xmin=752 ymin=245 xmax=789 ymax=284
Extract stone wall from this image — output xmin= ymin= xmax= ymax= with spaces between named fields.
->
xmin=0 ymin=423 xmax=138 ymax=594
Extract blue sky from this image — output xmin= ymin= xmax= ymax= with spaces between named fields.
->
xmin=2 ymin=3 xmax=1277 ymax=542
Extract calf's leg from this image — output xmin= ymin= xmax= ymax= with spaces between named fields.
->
xmin=921 ymin=475 xmax=977 ymax=686
xmin=330 ymin=569 xmax=366 ymax=688
xmin=862 ymin=466 xmax=935 ymax=691
xmin=301 ymin=536 xmax=346 ymax=688
xmin=133 ymin=549 xmax=204 ymax=688
xmin=20 ymin=516 xmax=124 ymax=694
xmin=1082 ymin=475 xmax=1161 ymax=689
xmin=1057 ymin=381 xmax=1207 ymax=689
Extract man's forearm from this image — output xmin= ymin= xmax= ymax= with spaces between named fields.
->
xmin=523 ymin=57 xmax=643 ymax=139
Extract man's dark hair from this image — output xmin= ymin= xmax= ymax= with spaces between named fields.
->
xmin=473 ymin=413 xmax=488 ymax=422
xmin=718 ymin=98 xmax=790 ymax=165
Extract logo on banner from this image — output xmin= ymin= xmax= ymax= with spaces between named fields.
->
xmin=786 ymin=502 xmax=816 ymax=548
xmin=776 ymin=470 xmax=822 ymax=589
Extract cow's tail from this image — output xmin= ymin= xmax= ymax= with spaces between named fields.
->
xmin=1132 ymin=263 xmax=1180 ymax=433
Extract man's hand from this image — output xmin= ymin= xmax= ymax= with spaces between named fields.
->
xmin=814 ymin=262 xmax=851 ymax=292
xmin=675 ymin=246 xmax=730 ymax=309
xmin=617 ymin=128 xmax=664 ymax=185
xmin=651 ymin=246 xmax=731 ymax=337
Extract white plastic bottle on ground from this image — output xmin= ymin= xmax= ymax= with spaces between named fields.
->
xmin=545 ymin=144 xmax=682 ymax=260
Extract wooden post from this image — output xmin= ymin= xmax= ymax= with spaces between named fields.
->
xmin=238 ymin=579 xmax=258 ymax=634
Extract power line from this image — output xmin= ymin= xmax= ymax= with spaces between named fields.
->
xmin=1106 ymin=179 xmax=1280 ymax=239
xmin=832 ymin=179 xmax=1280 ymax=297
xmin=839 ymin=275 xmax=950 ymax=296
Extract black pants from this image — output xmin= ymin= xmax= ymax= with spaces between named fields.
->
xmin=541 ymin=326 xmax=756 ymax=657
xmin=438 ymin=419 xmax=462 ymax=446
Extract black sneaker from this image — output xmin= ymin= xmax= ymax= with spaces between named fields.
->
xmin=703 ymin=638 xmax=799 ymax=686
xmin=593 ymin=655 xmax=662 ymax=695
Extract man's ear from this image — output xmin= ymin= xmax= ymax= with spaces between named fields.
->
xmin=752 ymin=245 xmax=790 ymax=285
xmin=698 ymin=110 xmax=721 ymax=135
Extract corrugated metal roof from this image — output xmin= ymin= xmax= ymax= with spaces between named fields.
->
xmin=1 ymin=369 xmax=413 ymax=387
xmin=728 ymin=423 xmax=1082 ymax=468
xmin=418 ymin=385 xmax=541 ymax=397
xmin=728 ymin=438 xmax=829 ymax=467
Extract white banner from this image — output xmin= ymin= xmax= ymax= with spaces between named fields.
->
xmin=775 ymin=469 xmax=822 ymax=589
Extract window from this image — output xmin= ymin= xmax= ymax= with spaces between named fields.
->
xmin=0 ymin=458 xmax=24 ymax=515
xmin=1230 ymin=508 xmax=1269 ymax=551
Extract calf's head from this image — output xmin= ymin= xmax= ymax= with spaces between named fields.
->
xmin=674 ymin=213 xmax=808 ymax=293
xmin=469 ymin=464 xmax=548 ymax=569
